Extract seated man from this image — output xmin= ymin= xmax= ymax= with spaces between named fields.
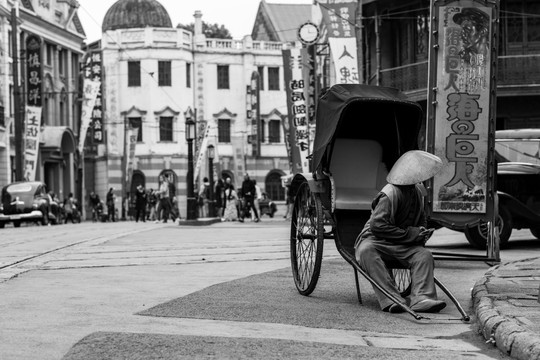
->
xmin=354 ymin=150 xmax=446 ymax=313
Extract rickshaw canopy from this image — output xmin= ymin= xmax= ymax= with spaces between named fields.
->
xmin=312 ymin=84 xmax=424 ymax=173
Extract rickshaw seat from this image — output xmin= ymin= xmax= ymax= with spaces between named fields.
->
xmin=331 ymin=139 xmax=388 ymax=210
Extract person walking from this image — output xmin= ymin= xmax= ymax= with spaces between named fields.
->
xmin=64 ymin=193 xmax=76 ymax=224
xmin=158 ymin=175 xmax=171 ymax=223
xmin=89 ymin=191 xmax=101 ymax=222
xmin=241 ymin=173 xmax=259 ymax=222
xmin=222 ymin=183 xmax=238 ymax=221
xmin=134 ymin=185 xmax=147 ymax=222
xmin=198 ymin=177 xmax=210 ymax=218
xmin=215 ymin=178 xmax=224 ymax=218
xmin=106 ymin=188 xmax=116 ymax=222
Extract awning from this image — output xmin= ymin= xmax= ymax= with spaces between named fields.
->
xmin=41 ymin=126 xmax=76 ymax=154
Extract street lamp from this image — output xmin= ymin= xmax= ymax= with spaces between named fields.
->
xmin=207 ymin=144 xmax=215 ymax=217
xmin=185 ymin=110 xmax=197 ymax=220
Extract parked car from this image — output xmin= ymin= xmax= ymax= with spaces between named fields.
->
xmin=465 ymin=129 xmax=540 ymax=249
xmin=258 ymin=192 xmax=277 ymax=218
xmin=0 ymin=181 xmax=60 ymax=228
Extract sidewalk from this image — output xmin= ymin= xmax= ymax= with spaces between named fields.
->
xmin=472 ymin=257 xmax=540 ymax=360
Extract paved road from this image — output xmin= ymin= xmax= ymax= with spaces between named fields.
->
xmin=1 ymin=220 xmax=538 ymax=359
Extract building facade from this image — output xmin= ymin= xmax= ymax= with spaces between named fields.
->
xmin=0 ymin=0 xmax=85 ymax=200
xmin=89 ymin=0 xmax=302 ymax=217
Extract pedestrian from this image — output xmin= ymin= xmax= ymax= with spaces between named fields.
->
xmin=134 ymin=185 xmax=147 ymax=222
xmin=198 ymin=177 xmax=210 ymax=217
xmin=158 ymin=175 xmax=171 ymax=223
xmin=253 ymin=179 xmax=262 ymax=220
xmin=147 ymin=188 xmax=157 ymax=221
xmin=355 ymin=150 xmax=446 ymax=313
xmin=222 ymin=183 xmax=238 ymax=221
xmin=241 ymin=173 xmax=259 ymax=222
xmin=64 ymin=193 xmax=75 ymax=224
xmin=106 ymin=188 xmax=116 ymax=222
xmin=89 ymin=191 xmax=101 ymax=222
xmin=215 ymin=178 xmax=224 ymax=218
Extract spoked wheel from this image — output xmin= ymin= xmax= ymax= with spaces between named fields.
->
xmin=391 ymin=268 xmax=412 ymax=297
xmin=290 ymin=181 xmax=324 ymax=296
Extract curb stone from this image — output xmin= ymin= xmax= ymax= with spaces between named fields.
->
xmin=472 ymin=260 xmax=540 ymax=360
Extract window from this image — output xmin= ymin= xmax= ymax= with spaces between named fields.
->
xmin=128 ymin=61 xmax=141 ymax=87
xmin=129 ymin=117 xmax=143 ymax=142
xmin=158 ymin=61 xmax=171 ymax=86
xmin=58 ymin=49 xmax=66 ymax=75
xmin=217 ymin=65 xmax=229 ymax=89
xmin=268 ymin=67 xmax=280 ymax=90
xmin=268 ymin=120 xmax=281 ymax=143
xmin=186 ymin=62 xmax=191 ymax=88
xmin=504 ymin=0 xmax=540 ymax=53
xmin=46 ymin=44 xmax=52 ymax=65
xmin=218 ymin=119 xmax=231 ymax=143
xmin=160 ymin=116 xmax=173 ymax=142
xmin=257 ymin=66 xmax=264 ymax=90
xmin=8 ymin=31 xmax=11 ymax=57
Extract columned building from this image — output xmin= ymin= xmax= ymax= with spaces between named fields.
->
xmin=90 ymin=0 xmax=301 ymax=215
xmin=0 ymin=0 xmax=85 ymax=200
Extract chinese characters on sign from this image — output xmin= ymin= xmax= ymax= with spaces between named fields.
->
xmin=283 ymin=48 xmax=310 ymax=173
xmin=24 ymin=35 xmax=42 ymax=181
xmin=320 ymin=0 xmax=359 ymax=85
xmin=249 ymin=71 xmax=261 ymax=157
xmin=302 ymin=47 xmax=317 ymax=153
xmin=78 ymin=80 xmax=101 ymax=154
xmin=125 ymin=127 xmax=139 ymax=183
xmin=84 ymin=51 xmax=103 ymax=144
xmin=432 ymin=5 xmax=492 ymax=213
xmin=24 ymin=106 xmax=42 ymax=181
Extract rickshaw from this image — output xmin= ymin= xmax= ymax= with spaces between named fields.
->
xmin=289 ymin=84 xmax=470 ymax=322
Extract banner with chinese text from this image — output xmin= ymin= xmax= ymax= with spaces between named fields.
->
xmin=83 ymin=51 xmax=103 ymax=144
xmin=283 ymin=48 xmax=310 ymax=174
xmin=329 ymin=37 xmax=359 ymax=84
xmin=302 ymin=46 xmax=317 ymax=154
xmin=24 ymin=106 xmax=41 ymax=181
xmin=78 ymin=79 xmax=101 ymax=153
xmin=125 ymin=126 xmax=139 ymax=183
xmin=427 ymin=1 xmax=498 ymax=221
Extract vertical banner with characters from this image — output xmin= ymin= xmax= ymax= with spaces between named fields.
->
xmin=125 ymin=126 xmax=139 ymax=183
xmin=24 ymin=34 xmax=42 ymax=181
xmin=426 ymin=1 xmax=498 ymax=225
xmin=249 ymin=71 xmax=261 ymax=157
xmin=83 ymin=51 xmax=104 ymax=144
xmin=283 ymin=48 xmax=310 ymax=174
xmin=319 ymin=0 xmax=359 ymax=84
xmin=78 ymin=79 xmax=101 ymax=154
xmin=24 ymin=106 xmax=42 ymax=181
xmin=302 ymin=46 xmax=317 ymax=155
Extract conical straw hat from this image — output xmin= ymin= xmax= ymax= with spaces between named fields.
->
xmin=386 ymin=150 xmax=443 ymax=185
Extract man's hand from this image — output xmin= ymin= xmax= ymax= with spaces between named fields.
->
xmin=418 ymin=227 xmax=435 ymax=245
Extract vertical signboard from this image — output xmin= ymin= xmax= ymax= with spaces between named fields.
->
xmin=78 ymin=80 xmax=101 ymax=154
xmin=283 ymin=48 xmax=310 ymax=174
xmin=426 ymin=1 xmax=499 ymax=228
xmin=249 ymin=71 xmax=261 ymax=157
xmin=319 ymin=0 xmax=359 ymax=84
xmin=84 ymin=51 xmax=104 ymax=144
xmin=302 ymin=46 xmax=317 ymax=155
xmin=24 ymin=34 xmax=42 ymax=181
xmin=125 ymin=126 xmax=139 ymax=183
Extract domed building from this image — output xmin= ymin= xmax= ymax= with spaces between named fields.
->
xmin=102 ymin=0 xmax=173 ymax=32
xmin=84 ymin=0 xmax=299 ymax=219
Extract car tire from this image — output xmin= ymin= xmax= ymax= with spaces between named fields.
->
xmin=13 ymin=221 xmax=21 ymax=228
xmin=465 ymin=205 xmax=513 ymax=250
xmin=0 ymin=222 xmax=4 ymax=229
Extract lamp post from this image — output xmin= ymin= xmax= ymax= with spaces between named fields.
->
xmin=185 ymin=110 xmax=197 ymax=220
xmin=207 ymin=144 xmax=215 ymax=217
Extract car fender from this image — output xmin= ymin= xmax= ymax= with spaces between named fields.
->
xmin=498 ymin=191 xmax=540 ymax=222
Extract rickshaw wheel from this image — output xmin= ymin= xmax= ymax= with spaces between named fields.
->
xmin=391 ymin=268 xmax=412 ymax=297
xmin=290 ymin=181 xmax=324 ymax=296
xmin=464 ymin=205 xmax=512 ymax=250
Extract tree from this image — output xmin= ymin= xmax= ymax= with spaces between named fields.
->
xmin=177 ymin=21 xmax=232 ymax=39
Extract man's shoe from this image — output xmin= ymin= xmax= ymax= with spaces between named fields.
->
xmin=383 ymin=303 xmax=406 ymax=313
xmin=410 ymin=299 xmax=446 ymax=313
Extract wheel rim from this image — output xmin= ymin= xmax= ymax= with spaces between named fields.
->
xmin=291 ymin=183 xmax=321 ymax=292
xmin=477 ymin=214 xmax=503 ymax=240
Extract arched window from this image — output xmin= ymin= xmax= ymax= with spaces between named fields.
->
xmin=159 ymin=169 xmax=178 ymax=196
xmin=130 ymin=170 xmax=146 ymax=197
xmin=265 ymin=171 xmax=285 ymax=200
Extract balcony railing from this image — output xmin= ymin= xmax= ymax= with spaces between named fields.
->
xmin=377 ymin=55 xmax=540 ymax=93
xmin=204 ymin=38 xmax=286 ymax=51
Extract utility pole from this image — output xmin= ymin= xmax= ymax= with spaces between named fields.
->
xmin=11 ymin=1 xmax=24 ymax=181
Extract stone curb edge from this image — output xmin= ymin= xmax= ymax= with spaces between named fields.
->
xmin=472 ymin=264 xmax=540 ymax=360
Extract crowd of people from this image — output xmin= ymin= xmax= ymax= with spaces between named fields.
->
xmin=86 ymin=172 xmax=289 ymax=223
xmin=88 ymin=174 xmax=180 ymax=223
